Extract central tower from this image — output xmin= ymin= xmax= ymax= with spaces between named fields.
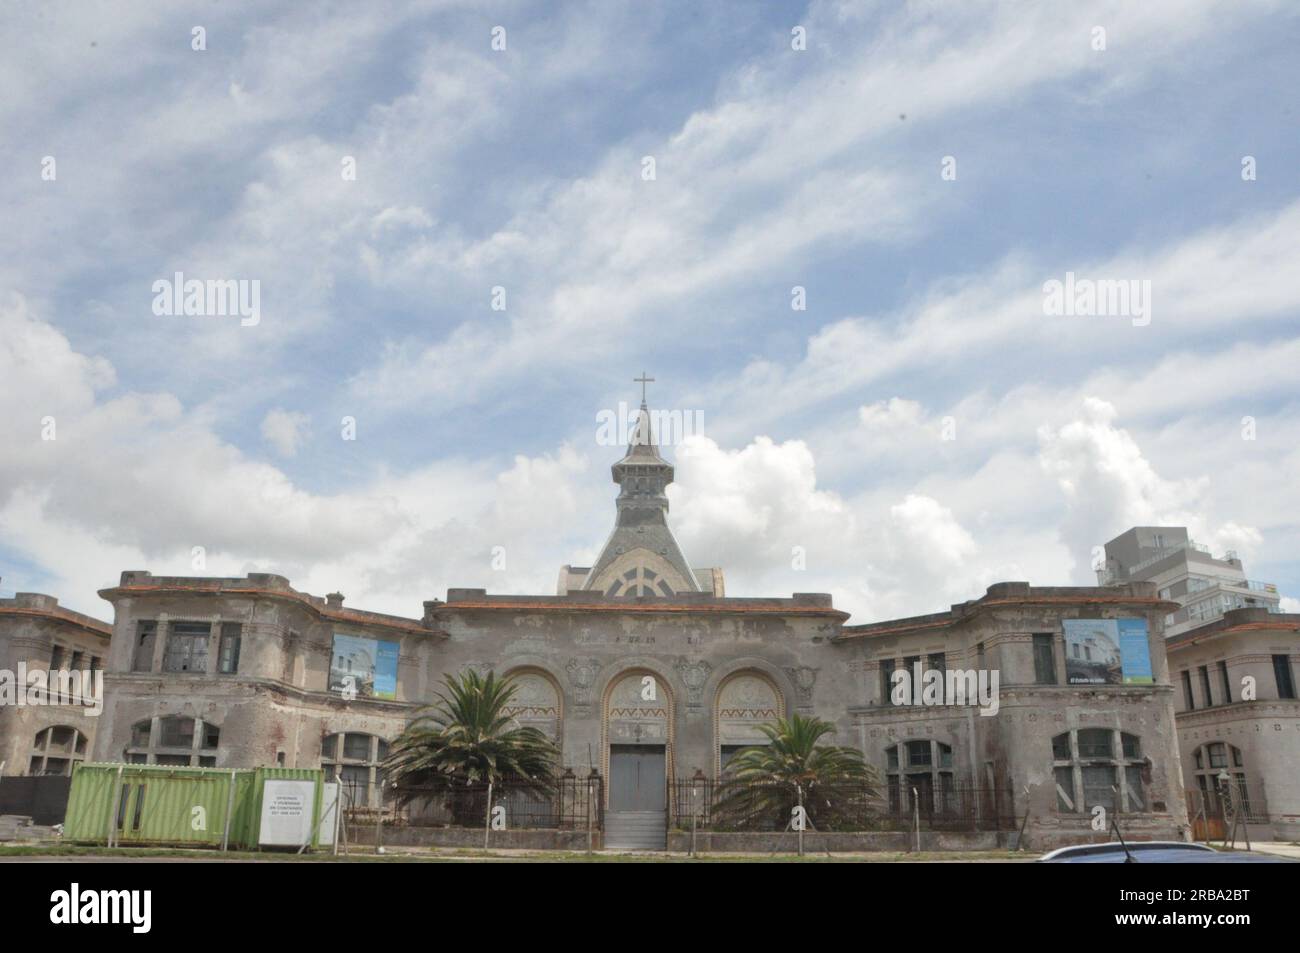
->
xmin=563 ymin=377 xmax=721 ymax=597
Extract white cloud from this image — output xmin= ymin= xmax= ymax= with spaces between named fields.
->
xmin=1036 ymin=398 xmax=1260 ymax=576
xmin=348 ymin=0 xmax=1282 ymax=412
xmin=260 ymin=409 xmax=311 ymax=458
xmin=2 ymin=0 xmax=1297 ymax=623
xmin=0 ymin=299 xmax=602 ymax=617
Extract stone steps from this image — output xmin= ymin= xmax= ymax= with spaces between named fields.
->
xmin=604 ymin=810 xmax=667 ymax=850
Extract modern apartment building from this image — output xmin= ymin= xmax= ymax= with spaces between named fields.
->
xmin=1102 ymin=527 xmax=1299 ymax=839
xmin=1099 ymin=527 xmax=1281 ymax=637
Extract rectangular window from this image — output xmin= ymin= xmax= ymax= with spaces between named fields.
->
xmin=132 ymin=621 xmax=158 ymax=672
xmin=976 ymin=642 xmax=986 ymax=669
xmin=1124 ymin=766 xmax=1146 ymax=812
xmin=1181 ymin=670 xmax=1195 ymax=710
xmin=1054 ymin=766 xmax=1076 ymax=812
xmin=1081 ymin=764 xmax=1117 ymax=812
xmin=1274 ymin=655 xmax=1296 ymax=700
xmin=1199 ymin=665 xmax=1214 ymax=707
xmin=132 ymin=785 xmax=146 ymax=831
xmin=49 ymin=645 xmax=65 ymax=671
xmin=906 ymin=740 xmax=931 ymax=767
xmin=880 ymin=658 xmax=896 ymax=706
xmin=1032 ymin=634 xmax=1056 ymax=685
xmin=1207 ymin=743 xmax=1228 ymax=769
xmin=159 ymin=718 xmax=194 ymax=749
xmin=163 ymin=622 xmax=210 ymax=673
xmin=341 ymin=764 xmax=370 ymax=807
xmin=902 ymin=655 xmax=920 ymax=705
xmin=1219 ymin=661 xmax=1233 ymax=705
xmin=1076 ymin=729 xmax=1113 ymax=760
xmin=927 ymin=653 xmax=946 ymax=703
xmin=217 ymin=623 xmax=242 ymax=674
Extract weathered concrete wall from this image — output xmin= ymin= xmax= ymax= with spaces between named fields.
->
xmin=427 ymin=590 xmax=848 ymax=782
xmin=0 ymin=595 xmax=111 ymax=777
xmin=351 ymin=825 xmax=598 ymax=851
xmin=93 ymin=574 xmax=438 ymax=770
xmin=1169 ymin=619 xmax=1300 ymax=839
xmin=664 ymin=830 xmax=1014 ymax=852
xmin=839 ymin=586 xmax=1188 ymax=845
xmin=48 ymin=572 xmax=1199 ymax=850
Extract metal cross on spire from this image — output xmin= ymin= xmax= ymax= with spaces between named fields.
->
xmin=634 ymin=371 xmax=655 ymax=404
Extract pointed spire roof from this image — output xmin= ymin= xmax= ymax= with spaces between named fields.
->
xmin=581 ymin=376 xmax=703 ymax=596
xmin=616 ymin=399 xmax=668 ymax=466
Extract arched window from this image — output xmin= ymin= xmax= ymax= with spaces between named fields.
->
xmin=715 ymin=672 xmax=783 ymax=774
xmin=884 ymin=740 xmax=955 ymax=816
xmin=500 ymin=669 xmax=562 ymax=741
xmin=1191 ymin=742 xmax=1253 ymax=818
xmin=321 ymin=732 xmax=389 ymax=808
xmin=605 ymin=566 xmax=675 ymax=597
xmin=1052 ymin=729 xmax=1146 ymax=813
xmin=29 ymin=726 xmax=88 ymax=776
xmin=125 ymin=716 xmax=219 ymax=767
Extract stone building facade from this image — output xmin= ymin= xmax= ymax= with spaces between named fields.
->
xmin=841 ymin=584 xmax=1187 ymax=846
xmin=1166 ymin=608 xmax=1300 ymax=840
xmin=0 ymin=593 xmax=111 ymax=777
xmin=90 ymin=573 xmax=442 ymax=809
xmin=0 ymin=399 xmax=1239 ymax=849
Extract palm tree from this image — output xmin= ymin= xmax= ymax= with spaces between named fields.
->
xmin=384 ymin=670 xmax=560 ymax=823
xmin=713 ymin=712 xmax=880 ymax=832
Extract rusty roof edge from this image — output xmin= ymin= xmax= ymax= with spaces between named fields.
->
xmin=98 ymin=583 xmax=440 ymax=636
xmin=0 ymin=605 xmax=113 ymax=638
xmin=836 ymin=590 xmax=1178 ymax=641
xmin=431 ymin=600 xmax=851 ymax=620
xmin=1166 ymin=610 xmax=1300 ymax=649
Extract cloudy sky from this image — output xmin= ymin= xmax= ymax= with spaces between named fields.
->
xmin=2 ymin=1 xmax=1298 ymax=623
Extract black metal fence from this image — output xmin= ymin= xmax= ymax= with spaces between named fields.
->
xmin=671 ymin=777 xmax=1016 ymax=832
xmin=0 ymin=775 xmax=72 ymax=826
xmin=348 ymin=774 xmax=604 ymax=831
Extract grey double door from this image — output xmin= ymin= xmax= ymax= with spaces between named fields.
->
xmin=609 ymin=744 xmax=666 ymax=812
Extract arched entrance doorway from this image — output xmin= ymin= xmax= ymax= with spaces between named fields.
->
xmin=603 ymin=669 xmax=672 ymax=848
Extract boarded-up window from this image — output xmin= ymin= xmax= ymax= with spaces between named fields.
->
xmin=133 ymin=621 xmax=157 ymax=672
xmin=218 ymin=623 xmax=242 ymax=674
xmin=1033 ymin=634 xmax=1056 ymax=684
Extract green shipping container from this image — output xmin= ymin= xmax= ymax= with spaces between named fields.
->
xmin=64 ymin=763 xmax=325 ymax=850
